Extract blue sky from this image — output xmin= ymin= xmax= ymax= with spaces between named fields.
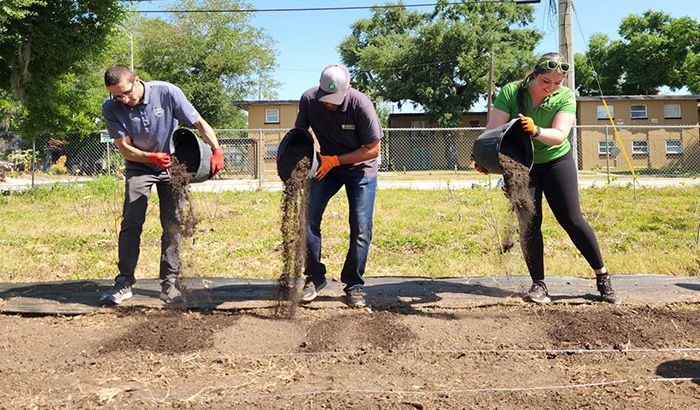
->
xmin=137 ymin=0 xmax=697 ymax=110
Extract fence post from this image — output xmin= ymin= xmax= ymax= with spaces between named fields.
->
xmin=31 ymin=139 xmax=35 ymax=188
xmin=258 ymin=129 xmax=263 ymax=188
xmin=605 ymin=125 xmax=610 ymax=183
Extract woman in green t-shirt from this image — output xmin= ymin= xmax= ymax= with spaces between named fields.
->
xmin=481 ymin=52 xmax=620 ymax=305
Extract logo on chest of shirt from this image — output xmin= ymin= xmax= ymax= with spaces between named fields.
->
xmin=154 ymin=106 xmax=164 ymax=117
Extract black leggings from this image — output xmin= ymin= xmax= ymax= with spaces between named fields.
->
xmin=520 ymin=149 xmax=604 ymax=281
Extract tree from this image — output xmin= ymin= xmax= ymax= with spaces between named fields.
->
xmin=0 ymin=0 xmax=128 ymax=137
xmin=339 ymin=1 xmax=541 ymax=127
xmin=575 ymin=11 xmax=700 ymax=95
xmin=131 ymin=0 xmax=278 ymax=129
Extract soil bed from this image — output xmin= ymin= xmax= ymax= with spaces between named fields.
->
xmin=2 ymin=304 xmax=700 ymax=408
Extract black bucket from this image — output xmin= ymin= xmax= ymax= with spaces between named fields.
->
xmin=472 ymin=118 xmax=534 ymax=174
xmin=172 ymin=128 xmax=213 ymax=183
xmin=276 ymin=128 xmax=320 ymax=182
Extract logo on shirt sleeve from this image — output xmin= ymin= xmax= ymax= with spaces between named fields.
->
xmin=154 ymin=106 xmax=164 ymax=117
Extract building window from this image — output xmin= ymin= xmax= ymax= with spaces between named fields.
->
xmin=410 ymin=120 xmax=431 ymax=142
xmin=597 ymin=105 xmax=613 ymax=120
xmin=630 ymin=104 xmax=647 ymax=119
xmin=663 ymin=104 xmax=681 ymax=119
xmin=598 ymin=141 xmax=615 ymax=155
xmin=265 ymin=144 xmax=278 ymax=159
xmin=632 ymin=140 xmax=648 ymax=155
xmin=469 ymin=120 xmax=480 ymax=127
xmin=665 ymin=140 xmax=683 ymax=154
xmin=265 ymin=109 xmax=279 ymax=124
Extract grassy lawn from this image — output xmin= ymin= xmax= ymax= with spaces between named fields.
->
xmin=1 ymin=176 xmax=699 ymax=283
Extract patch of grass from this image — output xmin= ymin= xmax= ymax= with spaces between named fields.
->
xmin=0 ymin=178 xmax=698 ymax=283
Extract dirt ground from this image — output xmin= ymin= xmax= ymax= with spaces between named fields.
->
xmin=1 ymin=304 xmax=700 ymax=409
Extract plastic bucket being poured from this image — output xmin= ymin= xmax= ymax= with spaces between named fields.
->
xmin=172 ymin=128 xmax=213 ymax=183
xmin=472 ymin=118 xmax=534 ymax=175
xmin=276 ymin=128 xmax=320 ymax=182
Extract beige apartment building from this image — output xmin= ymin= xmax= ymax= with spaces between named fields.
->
xmin=576 ymin=95 xmax=700 ymax=170
xmin=233 ymin=100 xmax=300 ymax=173
xmin=235 ymin=96 xmax=700 ymax=172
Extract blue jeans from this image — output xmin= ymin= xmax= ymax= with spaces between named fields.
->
xmin=305 ymin=171 xmax=377 ymax=292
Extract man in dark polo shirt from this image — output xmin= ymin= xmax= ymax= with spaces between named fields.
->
xmin=100 ymin=64 xmax=224 ymax=305
xmin=295 ymin=63 xmax=383 ymax=308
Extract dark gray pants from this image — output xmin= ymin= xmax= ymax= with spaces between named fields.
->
xmin=116 ymin=169 xmax=184 ymax=284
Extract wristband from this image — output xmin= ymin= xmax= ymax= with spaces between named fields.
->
xmin=533 ymin=126 xmax=541 ymax=138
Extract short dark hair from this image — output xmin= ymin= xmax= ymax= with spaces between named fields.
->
xmin=104 ymin=65 xmax=134 ymax=87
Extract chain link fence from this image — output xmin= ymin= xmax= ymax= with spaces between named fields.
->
xmin=2 ymin=125 xmax=699 ymax=191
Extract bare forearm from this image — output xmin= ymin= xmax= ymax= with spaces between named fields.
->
xmin=338 ymin=141 xmax=381 ymax=165
xmin=533 ymin=113 xmax=575 ymax=146
xmin=115 ymin=138 xmax=151 ymax=163
xmin=194 ymin=117 xmax=220 ymax=150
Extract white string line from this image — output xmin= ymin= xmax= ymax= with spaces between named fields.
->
xmin=25 ymin=378 xmax=700 ymax=406
xmin=3 ymin=346 xmax=700 ymax=372
xmin=26 ymin=380 xmax=632 ymax=406
xmin=240 ymin=346 xmax=700 ymax=358
xmin=652 ymin=377 xmax=700 ymax=382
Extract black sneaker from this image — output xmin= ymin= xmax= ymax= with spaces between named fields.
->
xmin=345 ymin=288 xmax=367 ymax=308
xmin=159 ymin=279 xmax=186 ymax=304
xmin=100 ymin=280 xmax=133 ymax=305
xmin=300 ymin=278 xmax=327 ymax=302
xmin=525 ymin=281 xmax=551 ymax=304
xmin=596 ymin=274 xmax=621 ymax=304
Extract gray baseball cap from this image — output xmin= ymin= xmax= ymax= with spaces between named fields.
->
xmin=316 ymin=64 xmax=350 ymax=105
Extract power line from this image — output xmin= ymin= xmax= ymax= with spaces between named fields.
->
xmin=137 ymin=1 xmax=540 ymax=14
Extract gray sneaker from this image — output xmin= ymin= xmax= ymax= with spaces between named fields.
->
xmin=100 ymin=280 xmax=133 ymax=305
xmin=596 ymin=274 xmax=621 ymax=304
xmin=299 ymin=278 xmax=327 ymax=302
xmin=159 ymin=279 xmax=185 ymax=304
xmin=345 ymin=288 xmax=367 ymax=308
xmin=525 ymin=281 xmax=551 ymax=304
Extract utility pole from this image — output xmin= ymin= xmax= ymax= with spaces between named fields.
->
xmin=129 ymin=33 xmax=134 ymax=71
xmin=558 ymin=0 xmax=578 ymax=169
xmin=487 ymin=48 xmax=494 ymax=123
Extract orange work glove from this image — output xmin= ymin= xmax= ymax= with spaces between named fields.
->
xmin=315 ymin=154 xmax=339 ymax=180
xmin=520 ymin=115 xmax=541 ymax=138
xmin=210 ymin=148 xmax=224 ymax=176
xmin=474 ymin=163 xmax=489 ymax=175
xmin=148 ymin=152 xmax=171 ymax=169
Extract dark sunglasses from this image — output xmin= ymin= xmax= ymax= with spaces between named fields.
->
xmin=537 ymin=60 xmax=571 ymax=72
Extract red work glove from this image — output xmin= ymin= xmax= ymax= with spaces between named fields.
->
xmin=474 ymin=163 xmax=489 ymax=175
xmin=520 ymin=115 xmax=541 ymax=138
xmin=210 ymin=148 xmax=224 ymax=176
xmin=148 ymin=152 xmax=171 ymax=169
xmin=315 ymin=154 xmax=339 ymax=180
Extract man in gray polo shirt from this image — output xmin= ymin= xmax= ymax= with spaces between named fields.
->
xmin=295 ymin=63 xmax=383 ymax=308
xmin=100 ymin=64 xmax=224 ymax=305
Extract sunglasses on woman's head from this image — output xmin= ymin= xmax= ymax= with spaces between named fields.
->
xmin=537 ymin=60 xmax=570 ymax=72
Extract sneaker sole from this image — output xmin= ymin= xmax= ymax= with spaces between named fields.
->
xmin=526 ymin=295 xmax=551 ymax=304
xmin=100 ymin=290 xmax=133 ymax=306
xmin=346 ymin=300 xmax=367 ymax=308
xmin=299 ymin=281 xmax=327 ymax=303
xmin=159 ymin=292 xmax=185 ymax=304
xmin=601 ymin=296 xmax=622 ymax=304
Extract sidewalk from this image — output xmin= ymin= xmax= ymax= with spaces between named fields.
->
xmin=1 ymin=274 xmax=698 ymax=315
xmin=188 ymin=176 xmax=700 ymax=192
xmin=4 ymin=174 xmax=700 ymax=194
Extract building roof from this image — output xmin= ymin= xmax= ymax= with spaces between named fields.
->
xmin=389 ymin=111 xmax=487 ymax=117
xmin=233 ymin=100 xmax=299 ymax=111
xmin=577 ymin=95 xmax=700 ymax=101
